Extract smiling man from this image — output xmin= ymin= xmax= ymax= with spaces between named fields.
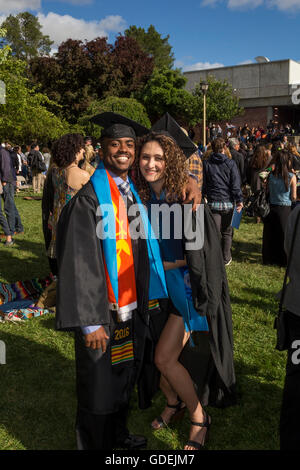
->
xmin=55 ymin=113 xmax=201 ymax=450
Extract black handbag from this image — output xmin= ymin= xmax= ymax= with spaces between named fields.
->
xmin=274 ymin=210 xmax=300 ymax=351
xmin=245 ymin=188 xmax=270 ymax=218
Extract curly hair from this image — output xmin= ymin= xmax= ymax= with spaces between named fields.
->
xmin=133 ymin=132 xmax=188 ymax=204
xmin=51 ymin=133 xmax=84 ymax=168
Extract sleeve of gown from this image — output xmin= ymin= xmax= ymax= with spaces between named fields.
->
xmin=55 ymin=189 xmax=110 ymax=331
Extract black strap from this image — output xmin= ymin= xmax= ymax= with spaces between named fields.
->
xmin=278 ymin=208 xmax=300 ymax=314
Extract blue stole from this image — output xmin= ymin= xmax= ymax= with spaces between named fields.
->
xmin=91 ymin=162 xmax=168 ymax=304
xmin=148 ymin=192 xmax=208 ymax=333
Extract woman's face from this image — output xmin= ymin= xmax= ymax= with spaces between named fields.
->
xmin=139 ymin=141 xmax=166 ymax=184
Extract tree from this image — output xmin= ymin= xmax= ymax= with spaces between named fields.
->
xmin=1 ymin=12 xmax=53 ymax=60
xmin=0 ymin=56 xmax=69 ymax=143
xmin=193 ymin=76 xmax=243 ymax=123
xmin=125 ymin=25 xmax=174 ymax=69
xmin=78 ymin=96 xmax=151 ymax=139
xmin=29 ymin=35 xmax=154 ymax=123
xmin=0 ymin=28 xmax=11 ymax=64
xmin=137 ymin=67 xmax=198 ymax=125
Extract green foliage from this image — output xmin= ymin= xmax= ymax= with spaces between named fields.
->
xmin=125 ymin=24 xmax=174 ymax=70
xmin=0 ymin=56 xmax=69 ymax=143
xmin=0 ymin=28 xmax=11 ymax=64
xmin=193 ymin=76 xmax=243 ymax=123
xmin=78 ymin=96 xmax=151 ymax=139
xmin=29 ymin=36 xmax=154 ymax=123
xmin=137 ymin=67 xmax=198 ymax=125
xmin=0 ymin=12 xmax=53 ymax=60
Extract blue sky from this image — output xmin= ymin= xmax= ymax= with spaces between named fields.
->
xmin=1 ymin=0 xmax=300 ymax=70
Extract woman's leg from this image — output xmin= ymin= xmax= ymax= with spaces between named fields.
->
xmin=154 ymin=314 xmax=209 ymax=448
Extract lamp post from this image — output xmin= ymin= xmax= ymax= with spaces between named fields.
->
xmin=201 ymin=82 xmax=209 ymax=149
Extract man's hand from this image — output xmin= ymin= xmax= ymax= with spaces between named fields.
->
xmin=182 ymin=176 xmax=201 ymax=211
xmin=84 ymin=327 xmax=109 ymax=352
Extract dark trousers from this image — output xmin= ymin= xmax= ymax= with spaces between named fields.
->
xmin=2 ymin=182 xmax=23 ymax=235
xmin=211 ymin=209 xmax=233 ymax=263
xmin=0 ymin=195 xmax=11 ymax=236
xmin=76 ymin=405 xmax=129 ymax=450
xmin=262 ymin=205 xmax=291 ymax=267
xmin=280 ymin=311 xmax=300 ymax=450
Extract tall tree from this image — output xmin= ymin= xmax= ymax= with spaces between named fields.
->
xmin=1 ymin=12 xmax=53 ymax=60
xmin=125 ymin=25 xmax=174 ymax=70
xmin=193 ymin=76 xmax=243 ymax=123
xmin=0 ymin=55 xmax=69 ymax=143
xmin=137 ymin=67 xmax=198 ymax=125
xmin=79 ymin=96 xmax=151 ymax=139
xmin=30 ymin=35 xmax=154 ymax=123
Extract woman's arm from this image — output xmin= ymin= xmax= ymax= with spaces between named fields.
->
xmin=163 ymin=257 xmax=187 ymax=271
xmin=290 ymin=174 xmax=297 ymax=202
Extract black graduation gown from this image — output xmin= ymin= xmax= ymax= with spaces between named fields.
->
xmin=182 ymin=203 xmax=237 ymax=408
xmin=56 ymin=181 xmax=154 ymax=415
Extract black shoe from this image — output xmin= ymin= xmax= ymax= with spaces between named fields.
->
xmin=116 ymin=434 xmax=147 ymax=450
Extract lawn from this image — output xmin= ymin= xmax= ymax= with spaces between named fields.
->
xmin=0 ymin=192 xmax=286 ymax=450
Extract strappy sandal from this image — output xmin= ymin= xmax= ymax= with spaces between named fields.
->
xmin=151 ymin=400 xmax=186 ymax=430
xmin=185 ymin=412 xmax=211 ymax=450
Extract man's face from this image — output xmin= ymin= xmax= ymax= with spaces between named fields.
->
xmin=101 ymin=137 xmax=135 ymax=177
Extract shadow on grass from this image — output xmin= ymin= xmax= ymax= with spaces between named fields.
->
xmin=0 ymin=330 xmax=76 ymax=450
xmin=229 ymin=282 xmax=279 ymax=312
xmin=0 ymin=238 xmax=49 ymax=283
xmin=232 ymin=240 xmax=262 ymax=264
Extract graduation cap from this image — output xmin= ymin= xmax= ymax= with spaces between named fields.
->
xmin=90 ymin=112 xmax=149 ymax=140
xmin=151 ymin=113 xmax=197 ymax=159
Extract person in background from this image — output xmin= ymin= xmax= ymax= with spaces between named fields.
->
xmin=262 ymin=150 xmax=297 ymax=266
xmin=28 ymin=143 xmax=45 ymax=193
xmin=0 ymin=143 xmax=24 ymax=239
xmin=228 ymin=138 xmax=246 ymax=186
xmin=203 ymin=137 xmax=243 ymax=266
xmin=0 ymin=182 xmax=14 ymax=246
xmin=42 ymin=147 xmax=52 ymax=171
xmin=42 ymin=134 xmax=89 ymax=276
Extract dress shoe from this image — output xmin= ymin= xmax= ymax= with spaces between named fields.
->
xmin=116 ymin=434 xmax=147 ymax=449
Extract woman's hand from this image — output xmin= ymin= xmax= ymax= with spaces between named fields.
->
xmin=236 ymin=202 xmax=243 ymax=213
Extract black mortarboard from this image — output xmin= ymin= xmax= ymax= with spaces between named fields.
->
xmin=90 ymin=112 xmax=149 ymax=140
xmin=151 ymin=113 xmax=197 ymax=159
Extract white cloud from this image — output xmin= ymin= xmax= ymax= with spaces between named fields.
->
xmin=228 ymin=0 xmax=263 ymax=8
xmin=237 ymin=59 xmax=254 ymax=65
xmin=268 ymin=0 xmax=300 ymax=10
xmin=202 ymin=0 xmax=300 ymax=10
xmin=55 ymin=0 xmax=93 ymax=4
xmin=0 ymin=0 xmax=40 ymax=14
xmin=183 ymin=61 xmax=224 ymax=71
xmin=37 ymin=12 xmax=127 ymax=47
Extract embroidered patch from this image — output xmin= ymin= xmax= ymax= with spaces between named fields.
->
xmin=111 ymin=340 xmax=134 ymax=366
xmin=148 ymin=299 xmax=160 ymax=311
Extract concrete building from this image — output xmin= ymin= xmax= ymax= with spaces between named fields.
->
xmin=184 ymin=59 xmax=300 ymax=130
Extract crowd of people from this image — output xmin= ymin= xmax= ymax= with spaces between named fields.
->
xmin=1 ymin=114 xmax=300 ymax=451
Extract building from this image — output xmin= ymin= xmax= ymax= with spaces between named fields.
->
xmin=184 ymin=59 xmax=300 ymax=131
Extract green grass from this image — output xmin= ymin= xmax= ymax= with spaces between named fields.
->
xmin=0 ymin=194 xmax=286 ymax=450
